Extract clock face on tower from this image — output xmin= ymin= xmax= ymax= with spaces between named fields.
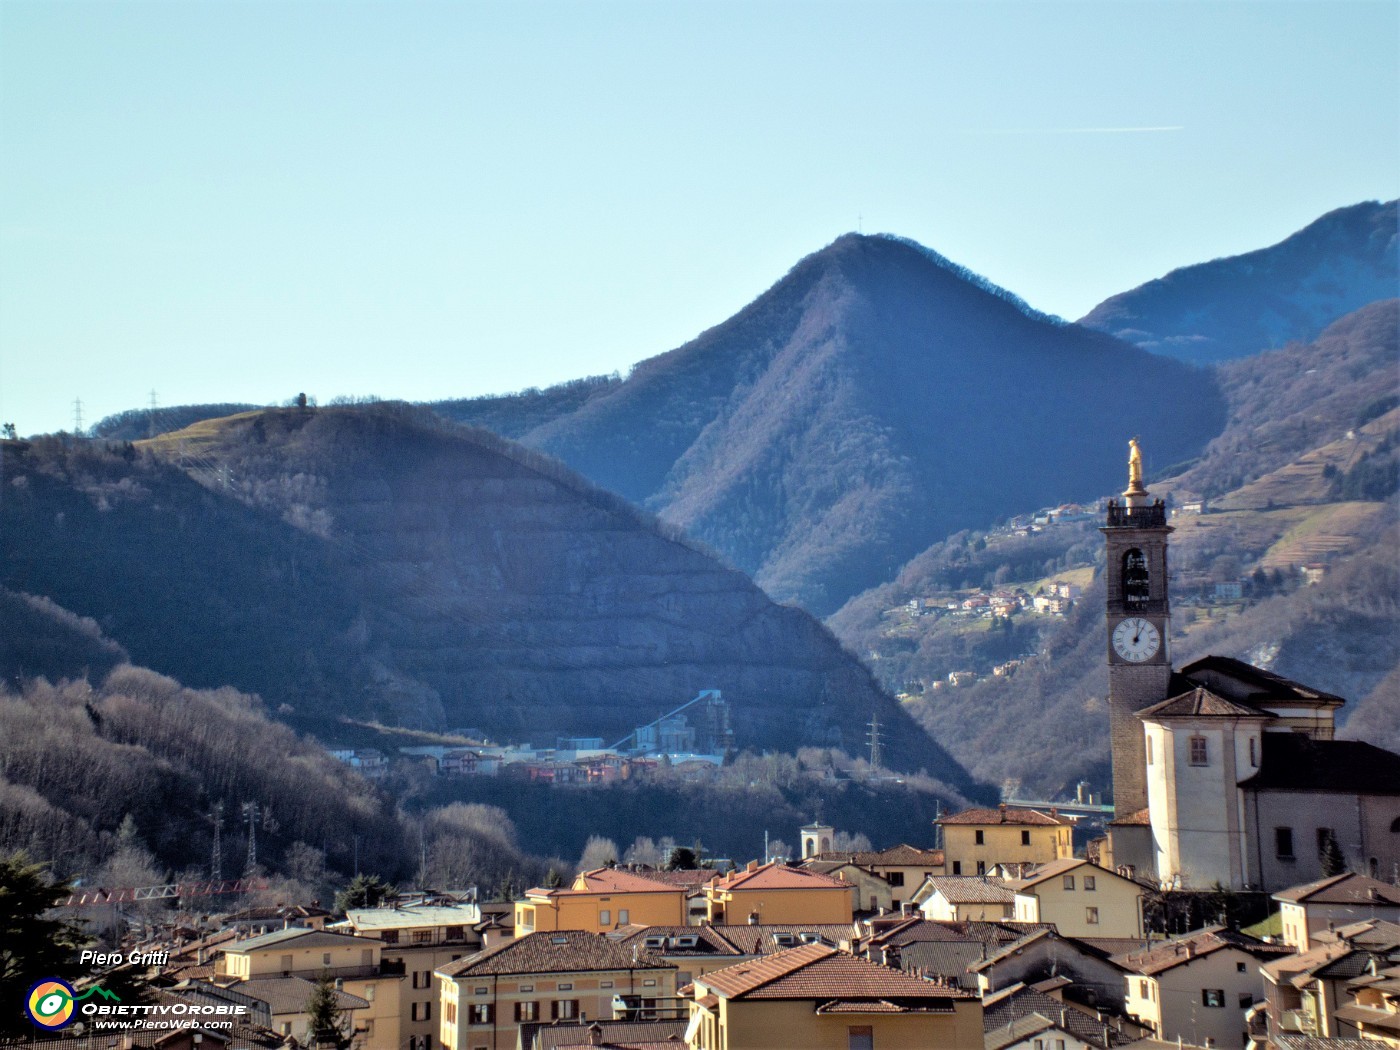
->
xmin=1112 ymin=617 xmax=1161 ymax=663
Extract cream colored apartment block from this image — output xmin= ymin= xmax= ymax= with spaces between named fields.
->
xmin=1010 ymin=858 xmax=1145 ymax=939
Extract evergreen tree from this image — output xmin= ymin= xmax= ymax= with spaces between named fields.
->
xmin=1319 ymin=832 xmax=1347 ymax=877
xmin=332 ymin=874 xmax=392 ymax=914
xmin=0 ymin=853 xmax=91 ymax=1040
xmin=304 ymin=972 xmax=351 ymax=1049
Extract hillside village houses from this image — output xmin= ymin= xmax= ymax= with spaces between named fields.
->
xmin=52 ymin=444 xmax=1400 ymax=1050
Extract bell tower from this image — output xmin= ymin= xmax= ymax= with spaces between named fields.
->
xmin=1102 ymin=438 xmax=1173 ymax=820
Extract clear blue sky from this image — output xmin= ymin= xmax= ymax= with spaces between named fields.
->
xmin=3 ymin=0 xmax=1396 ymax=436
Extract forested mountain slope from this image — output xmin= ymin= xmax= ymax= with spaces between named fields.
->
xmin=439 ymin=234 xmax=1226 ymax=615
xmin=829 ymin=304 xmax=1399 ymax=795
xmin=0 ymin=405 xmax=975 ymax=784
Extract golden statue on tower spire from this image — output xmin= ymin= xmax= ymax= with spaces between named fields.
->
xmin=1124 ymin=437 xmax=1148 ymax=506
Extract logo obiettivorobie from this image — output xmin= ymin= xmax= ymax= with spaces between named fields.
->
xmin=25 ymin=979 xmax=77 ymax=1029
xmin=25 ymin=980 xmax=119 ymax=1029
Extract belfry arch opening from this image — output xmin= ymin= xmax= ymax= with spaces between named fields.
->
xmin=1123 ymin=549 xmax=1150 ymax=610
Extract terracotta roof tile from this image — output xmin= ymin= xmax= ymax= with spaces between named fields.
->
xmin=709 ymin=862 xmax=850 ymax=892
xmin=1112 ymin=926 xmax=1292 ymax=976
xmin=530 ymin=1020 xmax=687 ymax=1050
xmin=625 ymin=868 xmax=714 ymax=890
xmin=938 ymin=807 xmax=1066 ymax=827
xmin=437 ymin=930 xmax=673 ymax=978
xmin=611 ymin=926 xmax=744 ymax=956
xmin=1109 ymin=808 xmax=1151 ymax=827
xmin=921 ymin=877 xmax=1016 ymax=904
xmin=573 ymin=868 xmax=689 ymax=894
xmin=698 ymin=943 xmax=973 ymax=1002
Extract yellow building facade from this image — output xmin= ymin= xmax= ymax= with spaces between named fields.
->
xmin=1009 ymin=858 xmax=1146 ymax=939
xmin=217 ymin=927 xmax=406 ymax=1048
xmin=938 ymin=804 xmax=1072 ymax=876
xmin=689 ymin=943 xmax=983 ymax=1050
xmin=704 ymin=862 xmax=854 ymax=925
xmin=515 ymin=867 xmax=687 ymax=934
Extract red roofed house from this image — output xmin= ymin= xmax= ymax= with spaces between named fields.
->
xmin=687 ymin=942 xmax=982 ymax=1050
xmin=704 ymin=862 xmax=855 ymax=926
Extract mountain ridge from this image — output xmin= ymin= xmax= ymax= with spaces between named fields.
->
xmin=1080 ymin=199 xmax=1399 ymax=365
xmin=0 ymin=404 xmax=979 ymax=787
xmin=440 ymin=233 xmax=1226 ymax=614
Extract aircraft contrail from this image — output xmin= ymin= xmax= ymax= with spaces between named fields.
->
xmin=972 ymin=125 xmax=1185 ymax=135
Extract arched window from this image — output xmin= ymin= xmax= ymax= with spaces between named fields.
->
xmin=1390 ymin=815 xmax=1400 ymax=833
xmin=1123 ymin=549 xmax=1150 ymax=610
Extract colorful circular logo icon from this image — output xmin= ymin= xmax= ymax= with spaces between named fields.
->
xmin=26 ymin=979 xmax=77 ymax=1029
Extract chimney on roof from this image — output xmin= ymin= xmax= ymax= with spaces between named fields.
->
xmin=747 ymin=860 xmax=759 ymax=872
xmin=587 ymin=1022 xmax=604 ymax=1046
xmin=999 ymin=803 xmax=1007 ymax=823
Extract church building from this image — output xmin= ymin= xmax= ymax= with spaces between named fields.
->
xmin=1100 ymin=441 xmax=1400 ymax=892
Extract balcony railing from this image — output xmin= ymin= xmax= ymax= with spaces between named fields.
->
xmin=1105 ymin=501 xmax=1167 ymax=528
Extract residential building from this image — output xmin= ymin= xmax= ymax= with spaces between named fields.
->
xmin=515 ymin=867 xmax=688 ymax=935
xmin=1009 ymin=859 xmax=1147 ymax=939
xmin=802 ymin=859 xmax=896 ymax=915
xmin=982 ymin=981 xmax=1149 ymax=1050
xmin=1256 ymin=918 xmax=1400 ymax=1045
xmin=609 ymin=925 xmax=749 ymax=990
xmin=808 ymin=844 xmax=946 ymax=910
xmin=913 ymin=876 xmax=1017 ymax=922
xmin=938 ymin=805 xmax=1073 ymax=876
xmin=971 ymin=929 xmax=1135 ymax=1013
xmin=335 ymin=896 xmax=483 ymax=1050
xmin=687 ymin=942 xmax=983 ymax=1050
xmin=215 ymin=927 xmax=406 ymax=1047
xmin=704 ymin=862 xmax=854 ymax=925
xmin=1273 ymin=874 xmax=1400 ymax=951
xmin=1114 ymin=926 xmax=1294 ymax=1049
xmin=1335 ymin=958 xmax=1400 ymax=1046
xmin=435 ymin=930 xmax=677 ymax=1050
xmin=524 ymin=1018 xmax=687 ymax=1049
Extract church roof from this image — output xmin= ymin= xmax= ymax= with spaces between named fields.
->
xmin=1137 ymin=687 xmax=1264 ymax=720
xmin=1179 ymin=656 xmax=1345 ymax=711
xmin=1241 ymin=734 xmax=1400 ymax=795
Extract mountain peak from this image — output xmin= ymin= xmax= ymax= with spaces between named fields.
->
xmin=441 ymin=235 xmax=1226 ymax=615
xmin=1081 ymin=199 xmax=1398 ymax=364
